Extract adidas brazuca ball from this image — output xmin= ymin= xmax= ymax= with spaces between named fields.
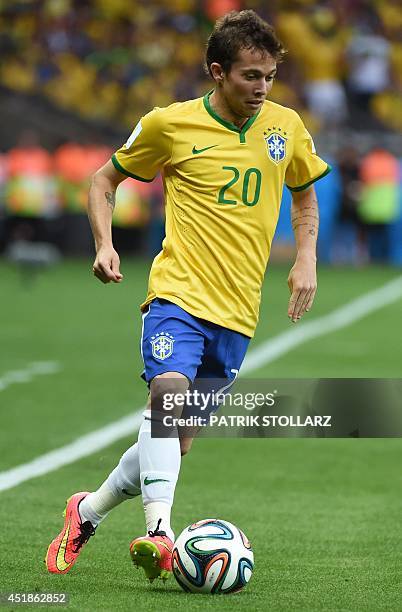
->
xmin=172 ymin=518 xmax=254 ymax=594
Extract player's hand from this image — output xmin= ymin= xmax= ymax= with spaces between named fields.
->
xmin=92 ymin=245 xmax=123 ymax=284
xmin=287 ymin=253 xmax=317 ymax=322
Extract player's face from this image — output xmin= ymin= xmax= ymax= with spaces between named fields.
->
xmin=223 ymin=47 xmax=277 ymax=118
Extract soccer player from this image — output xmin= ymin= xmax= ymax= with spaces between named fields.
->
xmin=45 ymin=10 xmax=330 ymax=581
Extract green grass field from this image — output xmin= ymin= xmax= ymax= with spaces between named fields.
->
xmin=1 ymin=260 xmax=401 ymax=611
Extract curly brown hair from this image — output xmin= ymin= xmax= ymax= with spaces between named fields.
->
xmin=205 ymin=10 xmax=286 ymax=77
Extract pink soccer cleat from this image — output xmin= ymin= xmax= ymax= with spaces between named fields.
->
xmin=45 ymin=492 xmax=95 ymax=574
xmin=129 ymin=519 xmax=173 ymax=583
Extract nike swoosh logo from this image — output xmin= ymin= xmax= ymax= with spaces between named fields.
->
xmin=192 ymin=145 xmax=217 ymax=155
xmin=56 ymin=521 xmax=71 ymax=572
xmin=158 ymin=540 xmax=173 ymax=554
xmin=122 ymin=488 xmax=138 ymax=497
xmin=143 ymin=477 xmax=170 ymax=486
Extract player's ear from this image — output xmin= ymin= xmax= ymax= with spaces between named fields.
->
xmin=210 ymin=62 xmax=224 ymax=84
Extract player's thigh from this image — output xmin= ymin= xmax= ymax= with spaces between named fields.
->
xmin=183 ymin=326 xmax=250 ymax=419
xmin=141 ymin=298 xmax=206 ymax=387
xmin=199 ymin=326 xmax=250 ymax=380
xmin=150 ymin=371 xmax=190 ymax=418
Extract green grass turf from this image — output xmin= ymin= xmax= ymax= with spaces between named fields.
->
xmin=1 ymin=259 xmax=401 ymax=610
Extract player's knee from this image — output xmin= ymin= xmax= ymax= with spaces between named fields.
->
xmin=180 ymin=438 xmax=193 ymax=456
xmin=150 ymin=373 xmax=189 ymax=414
xmin=151 ymin=372 xmax=188 ymax=398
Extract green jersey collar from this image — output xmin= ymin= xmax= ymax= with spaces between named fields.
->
xmin=203 ymin=90 xmax=260 ymax=143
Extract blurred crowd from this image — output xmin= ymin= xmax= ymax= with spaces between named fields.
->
xmin=336 ymin=147 xmax=401 ymax=263
xmin=0 ymin=0 xmax=400 ymax=265
xmin=0 ymin=129 xmax=161 ymax=233
xmin=0 ymin=129 xmax=400 ymax=264
xmin=0 ymin=0 xmax=401 ymax=134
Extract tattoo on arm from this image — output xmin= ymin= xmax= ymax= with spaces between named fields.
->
xmin=105 ymin=191 xmax=116 ymax=211
xmin=291 ymin=198 xmax=319 ymax=233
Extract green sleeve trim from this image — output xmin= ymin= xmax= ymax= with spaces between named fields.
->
xmin=287 ymin=164 xmax=332 ymax=192
xmin=111 ymin=154 xmax=154 ymax=182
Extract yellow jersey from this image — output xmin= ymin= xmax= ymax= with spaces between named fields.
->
xmin=112 ymin=91 xmax=330 ymax=337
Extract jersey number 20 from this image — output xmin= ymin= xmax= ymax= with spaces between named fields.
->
xmin=218 ymin=166 xmax=261 ymax=207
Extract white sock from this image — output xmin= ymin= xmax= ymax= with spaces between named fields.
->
xmin=138 ymin=416 xmax=180 ymax=542
xmin=144 ymin=501 xmax=174 ymax=542
xmin=107 ymin=442 xmax=141 ymax=499
xmin=79 ymin=481 xmax=117 ymax=527
xmin=80 ymin=442 xmax=141 ymax=527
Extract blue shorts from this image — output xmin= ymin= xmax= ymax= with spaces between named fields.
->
xmin=140 ymin=299 xmax=250 ymax=410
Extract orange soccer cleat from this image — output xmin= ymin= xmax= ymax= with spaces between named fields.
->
xmin=45 ymin=492 xmax=95 ymax=574
xmin=129 ymin=519 xmax=173 ymax=583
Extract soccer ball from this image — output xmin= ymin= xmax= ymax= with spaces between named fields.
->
xmin=172 ymin=518 xmax=254 ymax=594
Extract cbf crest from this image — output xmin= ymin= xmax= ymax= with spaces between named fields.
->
xmin=264 ymin=127 xmax=287 ymax=164
xmin=150 ymin=332 xmax=174 ymax=361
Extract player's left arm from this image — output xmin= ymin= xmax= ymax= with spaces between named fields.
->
xmin=287 ymin=185 xmax=319 ymax=323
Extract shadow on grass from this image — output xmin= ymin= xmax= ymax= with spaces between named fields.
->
xmin=133 ymin=582 xmax=253 ymax=599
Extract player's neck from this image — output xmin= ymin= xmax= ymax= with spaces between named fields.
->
xmin=209 ymin=90 xmax=249 ymax=130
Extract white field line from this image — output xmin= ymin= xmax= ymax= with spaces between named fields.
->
xmin=241 ymin=274 xmax=402 ymax=375
xmin=0 ymin=411 xmax=145 ymax=492
xmin=0 ymin=361 xmax=61 ymax=392
xmin=0 ymin=275 xmax=401 ymax=493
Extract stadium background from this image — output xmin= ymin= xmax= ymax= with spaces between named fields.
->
xmin=1 ymin=1 xmax=401 ymax=610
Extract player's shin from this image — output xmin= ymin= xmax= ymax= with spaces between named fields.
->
xmin=79 ymin=442 xmax=141 ymax=526
xmin=138 ymin=416 xmax=180 ymax=542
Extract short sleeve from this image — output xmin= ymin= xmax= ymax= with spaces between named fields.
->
xmin=112 ymin=108 xmax=172 ymax=182
xmin=285 ymin=114 xmax=331 ymax=192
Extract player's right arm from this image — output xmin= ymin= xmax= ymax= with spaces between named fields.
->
xmin=88 ymin=159 xmax=127 ymax=284
xmin=89 ymin=108 xmax=171 ymax=284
